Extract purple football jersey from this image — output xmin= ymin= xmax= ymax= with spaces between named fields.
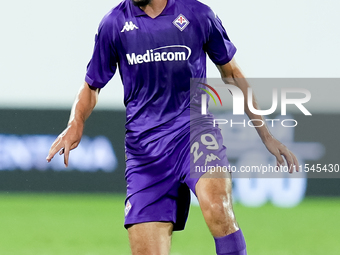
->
xmin=85 ymin=0 xmax=236 ymax=163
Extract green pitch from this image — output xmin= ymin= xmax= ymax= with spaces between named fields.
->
xmin=0 ymin=193 xmax=339 ymax=255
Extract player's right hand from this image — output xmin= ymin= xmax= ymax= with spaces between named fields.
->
xmin=46 ymin=121 xmax=84 ymax=167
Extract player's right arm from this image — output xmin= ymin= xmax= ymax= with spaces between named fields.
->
xmin=47 ymin=12 xmax=117 ymax=167
xmin=46 ymin=82 xmax=100 ymax=167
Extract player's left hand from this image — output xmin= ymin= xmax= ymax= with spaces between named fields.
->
xmin=263 ymin=136 xmax=299 ymax=173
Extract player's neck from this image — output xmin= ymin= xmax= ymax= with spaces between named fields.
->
xmin=140 ymin=0 xmax=168 ymax=19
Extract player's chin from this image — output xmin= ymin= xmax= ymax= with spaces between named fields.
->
xmin=131 ymin=0 xmax=151 ymax=7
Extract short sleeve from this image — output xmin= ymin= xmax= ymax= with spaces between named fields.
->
xmin=204 ymin=11 xmax=237 ymax=66
xmin=85 ymin=16 xmax=118 ymax=88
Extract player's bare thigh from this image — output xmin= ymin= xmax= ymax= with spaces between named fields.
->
xmin=128 ymin=222 xmax=173 ymax=255
xmin=195 ymin=171 xmax=239 ymax=237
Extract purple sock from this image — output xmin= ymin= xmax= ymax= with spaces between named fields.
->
xmin=214 ymin=229 xmax=247 ymax=255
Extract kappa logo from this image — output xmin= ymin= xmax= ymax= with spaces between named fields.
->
xmin=125 ymin=200 xmax=132 ymax=216
xmin=173 ymin=14 xmax=190 ymax=31
xmin=205 ymin=153 xmax=220 ymax=166
xmin=121 ymin=21 xmax=139 ymax=32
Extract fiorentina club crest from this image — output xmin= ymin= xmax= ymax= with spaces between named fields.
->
xmin=173 ymin=14 xmax=190 ymax=31
xmin=125 ymin=200 xmax=132 ymax=216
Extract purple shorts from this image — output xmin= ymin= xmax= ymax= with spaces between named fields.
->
xmin=124 ymin=126 xmax=229 ymax=231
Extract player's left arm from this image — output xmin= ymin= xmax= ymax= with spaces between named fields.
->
xmin=216 ymin=58 xmax=299 ymax=173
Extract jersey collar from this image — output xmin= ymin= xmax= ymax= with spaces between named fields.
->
xmin=131 ymin=0 xmax=175 ymax=17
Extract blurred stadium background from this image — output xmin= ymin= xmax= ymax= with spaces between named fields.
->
xmin=0 ymin=0 xmax=339 ymax=254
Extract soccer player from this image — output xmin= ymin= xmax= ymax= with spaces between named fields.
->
xmin=47 ymin=0 xmax=299 ymax=254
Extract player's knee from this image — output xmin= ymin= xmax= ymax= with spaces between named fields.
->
xmin=200 ymin=193 xmax=230 ymax=221
xmin=200 ymin=194 xmax=238 ymax=237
